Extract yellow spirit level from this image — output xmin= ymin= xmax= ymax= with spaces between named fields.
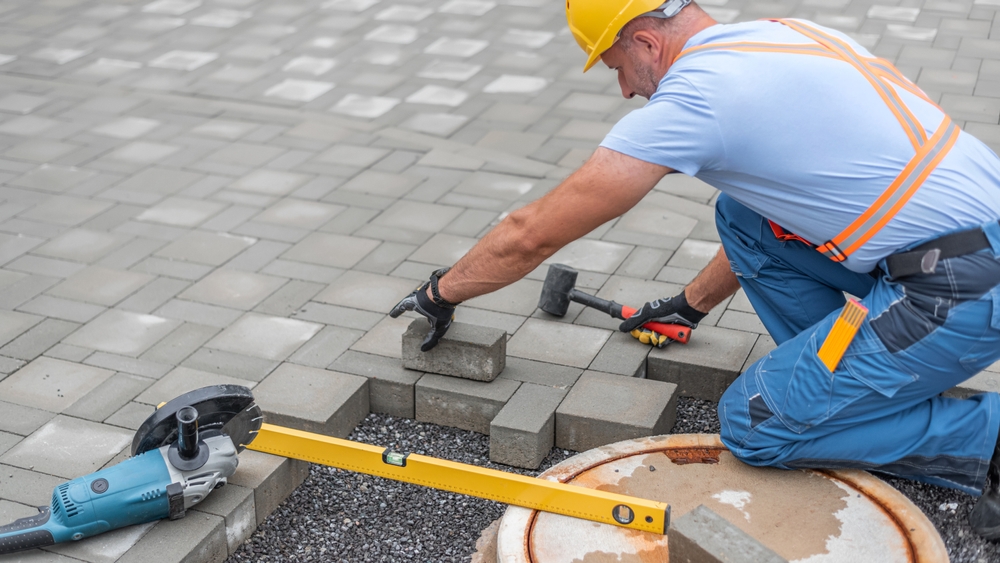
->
xmin=249 ymin=424 xmax=671 ymax=534
xmin=817 ymin=298 xmax=868 ymax=372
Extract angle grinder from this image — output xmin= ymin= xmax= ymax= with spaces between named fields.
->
xmin=0 ymin=385 xmax=262 ymax=555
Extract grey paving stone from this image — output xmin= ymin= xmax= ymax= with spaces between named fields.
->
xmin=192 ymin=482 xmax=256 ymax=556
xmin=105 ymin=401 xmax=156 ymax=431
xmin=32 ymin=228 xmax=129 ymax=263
xmin=489 ymin=383 xmax=566 ymax=469
xmin=496 ymin=356 xmax=582 ymax=389
xmin=415 ymin=373 xmax=520 ymax=434
xmin=206 ymin=313 xmax=322 ymax=361
xmin=0 ymin=356 xmax=115 ymax=413
xmin=350 ymin=314 xmax=414 ymax=358
xmin=589 ymin=330 xmax=651 ymax=377
xmin=46 ymin=266 xmax=154 ymax=307
xmin=228 ymin=448 xmax=310 ymax=527
xmin=254 ymin=279 xmax=324 ymax=316
xmin=135 ymin=367 xmax=258 ymax=408
xmin=181 ymin=348 xmax=279 ymax=382
xmin=116 ymin=512 xmax=227 ymax=563
xmin=63 ymin=372 xmax=154 ymax=422
xmin=0 ymin=309 xmax=43 ymax=347
xmin=17 ymin=294 xmax=105 ymax=323
xmin=84 ymin=352 xmax=172 ymax=379
xmin=46 ymin=520 xmax=158 ymax=563
xmin=281 ymin=232 xmax=380 ymax=269
xmin=155 ymin=230 xmax=256 ymax=266
xmin=669 ymin=504 xmax=788 ymax=563
xmin=737 ymin=331 xmax=775 ymax=369
xmin=464 ymin=277 xmax=544 ymax=316
xmin=329 ymin=350 xmax=424 ymax=418
xmin=556 ymin=370 xmax=678 ymax=452
xmin=178 ymin=269 xmax=286 ymax=310
xmin=292 ymin=301 xmax=384 ymax=330
xmin=117 ymin=277 xmax=191 ymax=314
xmin=8 ymin=255 xmax=87 ymax=278
xmin=64 ymin=309 xmax=180 ymax=357
xmin=0 ymin=431 xmax=20 ymax=457
xmin=1 ymin=415 xmax=132 ymax=478
xmin=717 ymin=310 xmax=767 ymax=334
xmin=288 ymin=325 xmax=364 ymax=369
xmin=227 ymin=239 xmax=293 ymax=273
xmin=44 ymin=343 xmax=93 ymax=362
xmin=402 ymin=319 xmax=506 ymax=381
xmin=255 ymin=363 xmax=369 ymax=437
xmin=454 ymin=306 xmax=527 ymax=335
xmin=140 ymin=323 xmax=219 ymax=366
xmin=0 ymin=400 xmax=55 ymax=436
xmin=154 ymin=299 xmax=244 ymax=329
xmin=314 ymin=270 xmax=418 ymax=312
xmin=507 ymin=318 xmax=611 ymax=369
xmin=20 ymin=195 xmax=113 ymax=226
xmin=0 ymin=463 xmax=64 ymax=506
xmin=647 ymin=325 xmax=758 ymax=401
xmin=135 ymin=196 xmax=228 ymax=227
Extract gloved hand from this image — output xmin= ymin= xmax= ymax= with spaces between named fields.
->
xmin=619 ymin=291 xmax=706 ymax=347
xmin=389 ymin=281 xmax=456 ymax=352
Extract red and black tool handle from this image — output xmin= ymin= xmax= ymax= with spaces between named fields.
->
xmin=568 ymin=289 xmax=690 ymax=344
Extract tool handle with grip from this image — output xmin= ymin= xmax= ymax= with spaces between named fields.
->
xmin=0 ymin=508 xmax=55 ymax=554
xmin=619 ymin=305 xmax=691 ymax=344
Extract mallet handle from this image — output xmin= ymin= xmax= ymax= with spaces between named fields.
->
xmin=619 ymin=305 xmax=690 ymax=344
xmin=567 ymin=290 xmax=690 ymax=344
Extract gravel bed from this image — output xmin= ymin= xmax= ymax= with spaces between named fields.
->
xmin=228 ymin=397 xmax=999 ymax=562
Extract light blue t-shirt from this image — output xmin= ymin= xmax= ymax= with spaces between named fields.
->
xmin=600 ymin=20 xmax=1000 ymax=273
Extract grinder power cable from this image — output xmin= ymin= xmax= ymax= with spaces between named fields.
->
xmin=0 ymin=385 xmax=670 ymax=556
xmin=538 ymin=263 xmax=691 ymax=344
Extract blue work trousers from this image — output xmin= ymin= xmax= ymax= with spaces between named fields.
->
xmin=716 ymin=194 xmax=1000 ymax=495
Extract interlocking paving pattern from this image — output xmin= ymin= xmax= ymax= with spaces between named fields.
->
xmin=0 ymin=0 xmax=999 ymax=560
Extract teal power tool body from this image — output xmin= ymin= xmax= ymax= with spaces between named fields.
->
xmin=0 ymin=385 xmax=262 ymax=555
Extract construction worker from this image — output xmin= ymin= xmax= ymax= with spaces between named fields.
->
xmin=390 ymin=0 xmax=1000 ymax=539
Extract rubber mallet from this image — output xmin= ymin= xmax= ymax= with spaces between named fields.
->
xmin=537 ymin=264 xmax=691 ymax=344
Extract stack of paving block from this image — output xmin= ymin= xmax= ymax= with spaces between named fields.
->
xmin=401 ymin=319 xmax=679 ymax=469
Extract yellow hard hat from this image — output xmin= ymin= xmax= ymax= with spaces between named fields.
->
xmin=567 ymin=0 xmax=689 ymax=72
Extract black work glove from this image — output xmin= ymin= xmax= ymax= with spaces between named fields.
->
xmin=619 ymin=290 xmax=707 ymax=334
xmin=389 ymin=281 xmax=455 ymax=352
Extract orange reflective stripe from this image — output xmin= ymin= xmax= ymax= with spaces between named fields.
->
xmin=816 ymin=117 xmax=960 ymax=261
xmin=779 ymin=19 xmax=927 ymax=149
xmin=675 ymin=41 xmax=835 ymax=61
xmin=869 ymin=63 xmax=941 ymax=110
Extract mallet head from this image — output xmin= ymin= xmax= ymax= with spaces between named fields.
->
xmin=538 ymin=263 xmax=578 ymax=317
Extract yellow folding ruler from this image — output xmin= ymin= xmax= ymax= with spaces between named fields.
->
xmin=249 ymin=424 xmax=670 ymax=534
xmin=817 ymin=298 xmax=869 ymax=372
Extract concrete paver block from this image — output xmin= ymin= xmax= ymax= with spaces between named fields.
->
xmin=402 ymin=319 xmax=506 ymax=381
xmin=228 ymin=449 xmax=310 ymax=527
xmin=135 ymin=367 xmax=258 ymax=406
xmin=254 ymin=363 xmax=369 ymax=437
xmin=330 ymin=350 xmax=424 ymax=418
xmin=0 ymin=357 xmax=115 ymax=412
xmin=349 ymin=314 xmax=413 ymax=359
xmin=497 ymin=357 xmax=582 ymax=389
xmin=647 ymin=325 xmax=757 ymax=401
xmin=193 ymin=483 xmax=256 ymax=556
xmin=179 ymin=269 xmax=287 ymax=310
xmin=415 ymin=373 xmax=520 ymax=434
xmin=206 ymin=313 xmax=322 ymax=361
xmin=117 ymin=512 xmax=227 ymax=563
xmin=0 ymin=400 xmax=55 ymax=436
xmin=555 ymin=371 xmax=677 ymax=452
xmin=489 ymin=383 xmax=567 ymax=469
xmin=0 ymin=464 xmax=65 ymax=509
xmin=47 ymin=266 xmax=154 ymax=307
xmin=64 ymin=372 xmax=154 ymax=422
xmin=181 ymin=348 xmax=279 ymax=382
xmin=669 ymin=505 xmax=787 ymax=563
xmin=0 ymin=432 xmax=20 ymax=457
xmin=507 ymin=318 xmax=610 ymax=369
xmin=314 ymin=270 xmax=418 ymax=312
xmin=63 ymin=309 xmax=181 ymax=357
xmin=589 ymin=331 xmax=650 ymax=377
xmin=46 ymin=521 xmax=157 ymax=563
xmin=0 ymin=415 xmax=132 ymax=479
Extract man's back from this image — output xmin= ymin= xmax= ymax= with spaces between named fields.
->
xmin=601 ymin=20 xmax=1000 ymax=272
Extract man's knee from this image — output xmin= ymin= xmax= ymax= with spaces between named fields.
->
xmin=719 ymin=376 xmax=790 ymax=467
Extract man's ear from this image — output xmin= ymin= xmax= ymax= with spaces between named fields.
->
xmin=628 ymin=29 xmax=662 ymax=61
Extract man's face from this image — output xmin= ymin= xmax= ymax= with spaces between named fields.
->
xmin=601 ymin=40 xmax=661 ymax=100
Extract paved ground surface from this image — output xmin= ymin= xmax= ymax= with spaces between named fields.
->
xmin=0 ymin=0 xmax=999 ymax=560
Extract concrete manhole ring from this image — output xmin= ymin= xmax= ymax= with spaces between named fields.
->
xmin=496 ymin=434 xmax=947 ymax=563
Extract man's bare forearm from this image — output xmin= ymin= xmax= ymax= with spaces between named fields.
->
xmin=684 ymin=247 xmax=741 ymax=313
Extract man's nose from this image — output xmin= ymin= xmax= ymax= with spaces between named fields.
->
xmin=618 ymin=71 xmax=636 ymax=99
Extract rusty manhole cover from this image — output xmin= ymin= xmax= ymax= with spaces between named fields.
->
xmin=497 ymin=434 xmax=947 ymax=563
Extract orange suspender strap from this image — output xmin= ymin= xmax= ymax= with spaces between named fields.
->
xmin=672 ymin=19 xmax=961 ymax=263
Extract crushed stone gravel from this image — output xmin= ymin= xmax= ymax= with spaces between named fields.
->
xmin=228 ymin=397 xmax=1000 ymax=562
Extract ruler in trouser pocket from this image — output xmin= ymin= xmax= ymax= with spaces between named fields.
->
xmin=249 ymin=423 xmax=671 ymax=534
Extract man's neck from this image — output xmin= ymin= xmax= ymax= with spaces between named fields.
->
xmin=658 ymin=14 xmax=718 ymax=77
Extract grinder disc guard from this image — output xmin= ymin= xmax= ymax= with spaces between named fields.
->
xmin=131 ymin=385 xmax=262 ymax=456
